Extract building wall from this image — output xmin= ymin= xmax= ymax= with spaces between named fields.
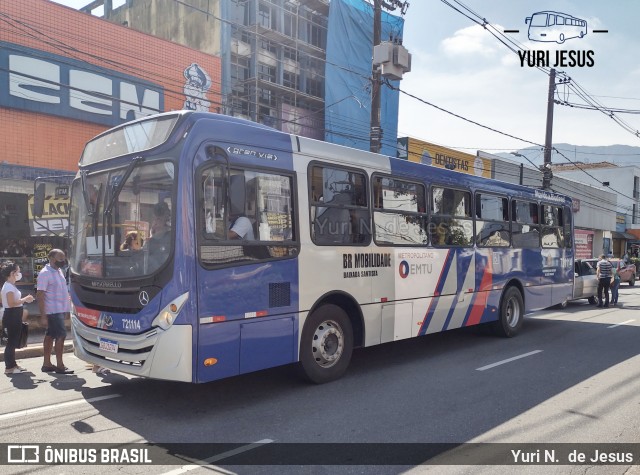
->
xmin=107 ymin=0 xmax=222 ymax=55
xmin=554 ymin=165 xmax=640 ymax=230
xmin=0 ymin=0 xmax=221 ymax=173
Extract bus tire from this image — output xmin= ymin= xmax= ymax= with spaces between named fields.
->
xmin=558 ymin=33 xmax=565 ymax=44
xmin=492 ymin=287 xmax=524 ymax=337
xmin=299 ymin=304 xmax=353 ymax=384
xmin=588 ymin=296 xmax=597 ymax=305
xmin=629 ymin=275 xmax=635 ymax=287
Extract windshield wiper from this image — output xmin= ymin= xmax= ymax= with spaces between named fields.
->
xmin=93 ymin=183 xmax=103 ymax=249
xmin=104 ymin=155 xmax=144 ymax=215
xmin=103 ymin=156 xmax=144 ymax=250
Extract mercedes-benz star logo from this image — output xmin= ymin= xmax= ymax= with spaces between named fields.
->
xmin=139 ymin=291 xmax=150 ymax=306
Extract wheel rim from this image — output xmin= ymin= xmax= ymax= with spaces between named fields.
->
xmin=311 ymin=319 xmax=344 ymax=369
xmin=505 ymin=296 xmax=521 ymax=328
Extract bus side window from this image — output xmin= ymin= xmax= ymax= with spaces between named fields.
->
xmin=511 ymin=200 xmax=540 ymax=248
xmin=310 ymin=165 xmax=370 ymax=246
xmin=430 ymin=186 xmax=473 ymax=247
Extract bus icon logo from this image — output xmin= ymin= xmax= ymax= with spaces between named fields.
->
xmin=7 ymin=445 xmax=40 ymax=463
xmin=526 ymin=11 xmax=587 ymax=44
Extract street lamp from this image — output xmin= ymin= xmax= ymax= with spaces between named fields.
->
xmin=510 ymin=152 xmax=551 ymax=189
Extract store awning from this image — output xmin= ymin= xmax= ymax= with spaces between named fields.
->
xmin=612 ymin=231 xmax=636 ymax=240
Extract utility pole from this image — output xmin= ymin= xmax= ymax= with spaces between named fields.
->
xmin=369 ymin=0 xmax=410 ymax=154
xmin=370 ymin=0 xmax=382 ymax=153
xmin=542 ymin=68 xmax=556 ymax=189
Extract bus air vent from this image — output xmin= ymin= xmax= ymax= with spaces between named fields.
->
xmin=269 ymin=282 xmax=291 ymax=308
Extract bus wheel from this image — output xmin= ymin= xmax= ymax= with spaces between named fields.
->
xmin=588 ymin=296 xmax=597 ymax=305
xmin=558 ymin=33 xmax=565 ymax=44
xmin=299 ymin=304 xmax=353 ymax=384
xmin=629 ymin=275 xmax=635 ymax=287
xmin=493 ymin=287 xmax=524 ymax=337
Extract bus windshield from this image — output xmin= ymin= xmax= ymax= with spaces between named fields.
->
xmin=529 ymin=13 xmax=548 ymax=27
xmin=80 ymin=115 xmax=178 ymax=166
xmin=69 ymin=161 xmax=175 ymax=279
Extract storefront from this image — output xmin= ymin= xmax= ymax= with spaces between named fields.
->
xmin=0 ymin=0 xmax=221 ymax=288
xmin=0 ymin=190 xmax=67 ymax=287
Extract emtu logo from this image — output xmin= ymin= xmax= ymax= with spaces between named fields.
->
xmin=525 ymin=11 xmax=587 ymax=44
xmin=399 ymin=260 xmax=410 ymax=279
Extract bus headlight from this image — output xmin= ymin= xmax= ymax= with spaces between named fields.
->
xmin=152 ymin=292 xmax=189 ymax=330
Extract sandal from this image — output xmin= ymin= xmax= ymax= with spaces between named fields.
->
xmin=42 ymin=364 xmax=57 ymax=373
xmin=55 ymin=366 xmax=74 ymax=374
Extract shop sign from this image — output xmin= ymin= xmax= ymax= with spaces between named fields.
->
xmin=0 ymin=41 xmax=164 ymax=127
xmin=574 ymin=229 xmax=594 ymax=260
xmin=397 ymin=137 xmax=492 ymax=178
xmin=27 ymin=195 xmax=69 ymax=237
xmin=55 ymin=186 xmax=69 ymax=198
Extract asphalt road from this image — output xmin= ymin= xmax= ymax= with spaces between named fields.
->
xmin=1 ymin=285 xmax=640 ymax=475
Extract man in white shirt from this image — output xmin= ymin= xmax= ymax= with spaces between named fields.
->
xmin=229 ymin=216 xmax=255 ymax=240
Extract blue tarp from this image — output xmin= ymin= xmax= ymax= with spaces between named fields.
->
xmin=325 ymin=0 xmax=404 ymax=156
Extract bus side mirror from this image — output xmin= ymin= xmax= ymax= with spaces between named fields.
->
xmin=33 ymin=182 xmax=46 ymax=218
xmin=525 ymin=17 xmax=530 ymax=24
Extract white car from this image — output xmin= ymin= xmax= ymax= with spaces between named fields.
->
xmin=570 ymin=259 xmax=598 ymax=306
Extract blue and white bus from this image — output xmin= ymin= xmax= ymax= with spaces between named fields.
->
xmin=62 ymin=111 xmax=573 ymax=383
xmin=526 ymin=11 xmax=587 ymax=44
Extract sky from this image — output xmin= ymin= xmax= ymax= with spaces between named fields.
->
xmin=49 ymin=0 xmax=640 ymax=156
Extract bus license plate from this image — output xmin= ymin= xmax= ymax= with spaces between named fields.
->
xmin=99 ymin=338 xmax=119 ymax=353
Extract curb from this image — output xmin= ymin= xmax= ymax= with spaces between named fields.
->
xmin=1 ymin=341 xmax=74 ymax=363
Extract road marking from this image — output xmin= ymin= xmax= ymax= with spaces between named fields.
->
xmin=476 ymin=350 xmax=543 ymax=371
xmin=0 ymin=394 xmax=121 ymax=421
xmin=607 ymin=319 xmax=635 ymax=329
xmin=159 ymin=439 xmax=274 ymax=475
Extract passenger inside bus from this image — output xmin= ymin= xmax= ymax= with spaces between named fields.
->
xmin=147 ymin=202 xmax=171 ymax=266
xmin=313 ymin=191 xmax=352 ymax=244
xmin=229 ymin=215 xmax=255 ymax=240
xmin=120 ymin=230 xmax=144 ymax=251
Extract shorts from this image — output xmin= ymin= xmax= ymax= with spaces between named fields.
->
xmin=45 ymin=313 xmax=67 ymax=339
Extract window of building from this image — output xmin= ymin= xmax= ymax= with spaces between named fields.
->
xmin=283 ymin=71 xmax=297 ymax=89
xmin=372 ymin=176 xmax=427 ymax=245
xmin=309 ymin=164 xmax=370 ymax=245
xmin=283 ymin=9 xmax=296 ymax=38
xmin=430 ymin=187 xmax=473 ymax=246
xmin=284 ymin=47 xmax=298 ymax=62
xmin=259 ymin=39 xmax=277 ymax=55
xmin=258 ymin=3 xmax=276 ymax=30
xmin=258 ymin=88 xmax=276 ymax=107
xmin=306 ymin=77 xmax=323 ymax=98
xmin=257 ymin=63 xmax=276 ymax=83
xmin=230 ymin=96 xmax=249 ymax=117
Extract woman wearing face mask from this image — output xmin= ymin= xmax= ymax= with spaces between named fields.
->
xmin=1 ymin=262 xmax=35 ymax=375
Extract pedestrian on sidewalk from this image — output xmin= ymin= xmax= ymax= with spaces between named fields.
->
xmin=596 ymin=253 xmax=613 ymax=308
xmin=610 ymin=262 xmax=621 ymax=306
xmin=1 ymin=261 xmax=35 ymax=375
xmin=36 ymin=249 xmax=74 ymax=374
